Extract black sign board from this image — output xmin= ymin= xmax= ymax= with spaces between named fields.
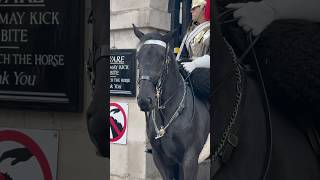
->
xmin=0 ymin=0 xmax=84 ymax=111
xmin=110 ymin=49 xmax=136 ymax=97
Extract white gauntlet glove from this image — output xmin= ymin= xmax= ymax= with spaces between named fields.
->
xmin=226 ymin=1 xmax=276 ymax=36
xmin=182 ymin=55 xmax=210 ymax=73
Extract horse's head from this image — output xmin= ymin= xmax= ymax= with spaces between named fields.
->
xmin=133 ymin=24 xmax=175 ymax=112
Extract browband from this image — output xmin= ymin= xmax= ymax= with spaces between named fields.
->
xmin=137 ymin=39 xmax=167 ymax=52
xmin=143 ymin=40 xmax=167 ymax=48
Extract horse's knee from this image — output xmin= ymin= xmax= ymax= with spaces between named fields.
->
xmin=182 ymin=156 xmax=199 ymax=177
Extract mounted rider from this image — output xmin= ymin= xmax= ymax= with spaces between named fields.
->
xmin=178 ymin=0 xmax=211 ymax=100
xmin=176 ymin=0 xmax=211 ymax=163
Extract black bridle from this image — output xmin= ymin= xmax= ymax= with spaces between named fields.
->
xmin=212 ymin=9 xmax=273 ymax=180
xmin=137 ymin=39 xmax=189 ymax=140
xmin=137 ymin=39 xmax=171 ymax=109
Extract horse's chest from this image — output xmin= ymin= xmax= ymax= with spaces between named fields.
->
xmin=147 ymin=117 xmax=193 ymax=162
xmin=150 ymin=134 xmax=185 ymax=162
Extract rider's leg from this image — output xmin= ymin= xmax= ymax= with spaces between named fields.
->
xmin=190 ymin=68 xmax=210 ymax=100
xmin=198 ymin=134 xmax=210 ymax=163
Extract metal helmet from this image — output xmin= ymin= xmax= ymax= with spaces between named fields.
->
xmin=192 ymin=0 xmax=207 ymax=9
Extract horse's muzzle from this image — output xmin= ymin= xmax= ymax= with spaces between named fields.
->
xmin=137 ymin=96 xmax=154 ymax=112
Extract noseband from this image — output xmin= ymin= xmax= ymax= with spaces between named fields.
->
xmin=138 ymin=40 xmax=170 ymax=101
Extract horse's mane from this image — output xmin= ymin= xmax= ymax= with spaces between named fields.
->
xmin=140 ymin=32 xmax=163 ymax=42
xmin=219 ymin=0 xmax=320 ymax=119
xmin=255 ymin=21 xmax=320 ymax=116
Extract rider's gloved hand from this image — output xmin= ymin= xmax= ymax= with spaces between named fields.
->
xmin=226 ymin=1 xmax=276 ymax=36
xmin=181 ymin=55 xmax=210 ymax=73
xmin=181 ymin=61 xmax=196 ymax=73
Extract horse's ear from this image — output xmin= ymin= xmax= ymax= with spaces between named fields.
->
xmin=162 ymin=28 xmax=179 ymax=43
xmin=133 ymin=24 xmax=144 ymax=40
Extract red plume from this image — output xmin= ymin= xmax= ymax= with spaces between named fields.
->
xmin=204 ymin=0 xmax=211 ymax=21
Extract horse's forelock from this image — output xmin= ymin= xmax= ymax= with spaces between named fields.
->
xmin=136 ymin=31 xmax=177 ymax=69
xmin=136 ymin=32 xmax=163 ymax=52
xmin=140 ymin=32 xmax=163 ymax=42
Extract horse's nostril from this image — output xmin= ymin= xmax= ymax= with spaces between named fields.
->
xmin=137 ymin=97 xmax=154 ymax=111
xmin=146 ymin=97 xmax=152 ymax=104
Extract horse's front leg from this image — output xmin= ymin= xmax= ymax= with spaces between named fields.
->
xmin=181 ymin=149 xmax=199 ymax=180
xmin=152 ymin=149 xmax=175 ymax=180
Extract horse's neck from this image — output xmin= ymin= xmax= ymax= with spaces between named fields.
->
xmin=162 ymin=60 xmax=183 ymax=97
xmin=213 ymin=33 xmax=236 ymax=86
xmin=213 ymin=2 xmax=235 ymax=81
xmin=159 ymin=60 xmax=184 ymax=118
xmin=212 ymin=34 xmax=241 ymax=147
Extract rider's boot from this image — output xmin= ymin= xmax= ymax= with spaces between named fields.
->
xmin=198 ymin=134 xmax=210 ymax=163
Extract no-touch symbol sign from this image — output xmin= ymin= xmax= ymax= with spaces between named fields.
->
xmin=110 ymin=102 xmax=128 ymax=144
xmin=0 ymin=129 xmax=58 ymax=180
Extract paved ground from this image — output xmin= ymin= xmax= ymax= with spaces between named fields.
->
xmin=110 ymin=156 xmax=211 ymax=180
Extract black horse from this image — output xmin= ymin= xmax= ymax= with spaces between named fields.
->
xmin=133 ymin=24 xmax=210 ymax=180
xmin=212 ymin=4 xmax=320 ymax=180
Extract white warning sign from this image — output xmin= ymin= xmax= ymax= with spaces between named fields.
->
xmin=110 ymin=102 xmax=128 ymax=145
xmin=0 ymin=128 xmax=58 ymax=180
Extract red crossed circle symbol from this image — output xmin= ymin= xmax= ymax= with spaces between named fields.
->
xmin=110 ymin=103 xmax=127 ymax=142
xmin=0 ymin=130 xmax=52 ymax=180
